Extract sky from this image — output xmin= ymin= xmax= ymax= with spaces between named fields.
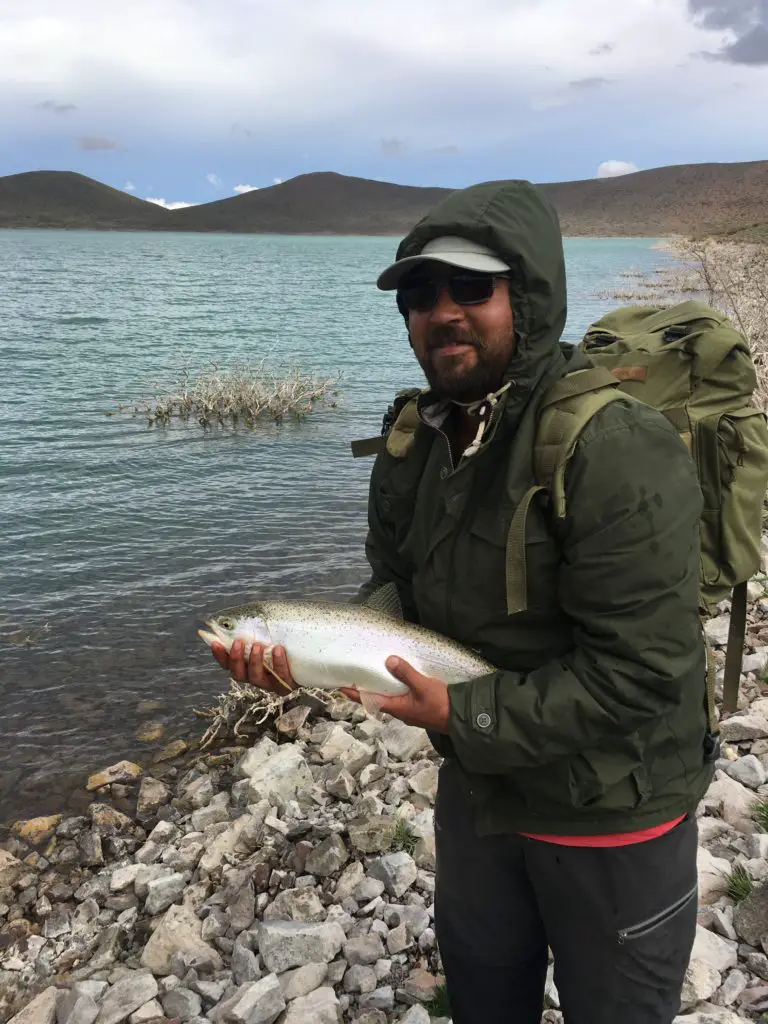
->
xmin=1 ymin=0 xmax=767 ymax=208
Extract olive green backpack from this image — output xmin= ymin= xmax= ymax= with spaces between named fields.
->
xmin=510 ymin=300 xmax=768 ymax=722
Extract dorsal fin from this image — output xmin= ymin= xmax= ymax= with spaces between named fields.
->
xmin=363 ymin=581 xmax=404 ymax=620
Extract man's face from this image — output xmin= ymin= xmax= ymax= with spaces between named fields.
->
xmin=399 ymin=262 xmax=515 ymax=403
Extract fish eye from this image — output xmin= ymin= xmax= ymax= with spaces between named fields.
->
xmin=220 ymin=618 xmax=233 ymax=630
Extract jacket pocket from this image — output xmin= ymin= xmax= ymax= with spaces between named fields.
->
xmin=466 ymin=503 xmax=559 ymax=615
xmin=618 ymin=882 xmax=698 ymax=945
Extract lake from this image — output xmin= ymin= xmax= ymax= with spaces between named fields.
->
xmin=0 ymin=230 xmax=673 ymax=823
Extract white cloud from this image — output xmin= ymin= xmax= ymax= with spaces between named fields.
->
xmin=596 ymin=160 xmax=640 ymax=177
xmin=145 ymin=196 xmax=197 ymax=209
xmin=206 ymin=172 xmax=222 ymax=187
xmin=273 ymin=177 xmax=283 ymax=185
xmin=124 ymin=180 xmax=135 ymax=191
xmin=233 ymin=183 xmax=258 ymax=193
xmin=1 ymin=0 xmax=766 ymax=174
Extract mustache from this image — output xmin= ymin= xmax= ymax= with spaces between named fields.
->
xmin=427 ymin=326 xmax=482 ymax=352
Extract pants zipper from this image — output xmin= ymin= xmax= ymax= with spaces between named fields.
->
xmin=617 ymin=882 xmax=698 ymax=944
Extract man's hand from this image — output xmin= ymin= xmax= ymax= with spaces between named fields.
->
xmin=341 ymin=657 xmax=450 ymax=733
xmin=210 ymin=638 xmax=296 ymax=694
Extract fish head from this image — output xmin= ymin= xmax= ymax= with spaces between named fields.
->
xmin=198 ymin=602 xmax=271 ymax=661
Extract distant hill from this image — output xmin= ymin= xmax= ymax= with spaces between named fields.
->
xmin=539 ymin=160 xmax=768 ymax=238
xmin=2 ymin=161 xmax=768 ymax=237
xmin=0 ymin=171 xmax=167 ymax=230
xmin=166 ymin=172 xmax=450 ymax=235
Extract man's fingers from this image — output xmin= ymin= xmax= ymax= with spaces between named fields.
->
xmin=247 ymin=643 xmax=275 ymax=692
xmin=229 ymin=639 xmax=247 ymax=683
xmin=210 ymin=642 xmax=231 ymax=671
xmin=339 ymin=688 xmax=361 ymax=703
xmin=385 ymin=656 xmax=426 ymax=691
xmin=272 ymin=646 xmax=296 ymax=691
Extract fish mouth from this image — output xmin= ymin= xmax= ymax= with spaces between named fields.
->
xmin=197 ymin=620 xmax=233 ymax=651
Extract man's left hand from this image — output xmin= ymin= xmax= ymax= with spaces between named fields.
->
xmin=340 ymin=657 xmax=450 ymax=733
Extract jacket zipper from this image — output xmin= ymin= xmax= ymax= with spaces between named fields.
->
xmin=617 ymin=882 xmax=698 ymax=944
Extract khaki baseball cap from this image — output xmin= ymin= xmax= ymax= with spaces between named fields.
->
xmin=376 ymin=235 xmax=510 ymax=291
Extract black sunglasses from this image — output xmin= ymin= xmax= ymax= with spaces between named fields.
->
xmin=397 ymin=272 xmax=505 ymax=313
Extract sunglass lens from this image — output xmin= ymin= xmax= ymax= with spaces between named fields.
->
xmin=449 ymin=275 xmax=495 ymax=304
xmin=399 ymin=280 xmax=437 ymax=312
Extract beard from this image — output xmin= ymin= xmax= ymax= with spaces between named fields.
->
xmin=416 ymin=324 xmax=512 ymax=403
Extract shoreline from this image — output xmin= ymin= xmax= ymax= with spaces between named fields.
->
xmin=2 ymin=577 xmax=768 ymax=1023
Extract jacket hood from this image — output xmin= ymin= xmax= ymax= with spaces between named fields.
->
xmin=394 ymin=179 xmax=568 ymax=394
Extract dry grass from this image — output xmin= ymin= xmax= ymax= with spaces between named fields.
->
xmin=597 ymin=239 xmax=768 ymax=410
xmin=193 ymin=676 xmax=338 ymax=750
xmin=112 ymin=358 xmax=341 ymax=430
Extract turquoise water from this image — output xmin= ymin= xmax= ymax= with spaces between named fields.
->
xmin=0 ymin=230 xmax=672 ymax=820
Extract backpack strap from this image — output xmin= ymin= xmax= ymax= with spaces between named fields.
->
xmin=506 ymin=367 xmax=622 ymax=614
xmin=722 ymin=581 xmax=748 ymax=715
xmin=350 ymin=388 xmax=423 ymax=459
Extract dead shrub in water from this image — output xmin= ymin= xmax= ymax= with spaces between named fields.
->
xmin=112 ymin=358 xmax=341 ymax=429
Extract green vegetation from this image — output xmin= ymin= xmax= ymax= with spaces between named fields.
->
xmin=389 ymin=817 xmax=419 ymax=856
xmin=113 ymin=359 xmax=341 ymax=430
xmin=753 ymin=797 xmax=768 ymax=834
xmin=726 ymin=863 xmax=754 ymax=903
xmin=424 ymin=980 xmax=452 ymax=1018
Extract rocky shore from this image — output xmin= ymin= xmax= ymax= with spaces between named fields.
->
xmin=3 ymin=584 xmax=768 ymax=1024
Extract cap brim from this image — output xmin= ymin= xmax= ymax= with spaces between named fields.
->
xmin=376 ymin=251 xmax=510 ymax=291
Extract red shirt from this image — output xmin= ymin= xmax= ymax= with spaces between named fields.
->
xmin=520 ymin=815 xmax=686 ymax=848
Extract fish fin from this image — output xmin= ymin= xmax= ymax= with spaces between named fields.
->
xmin=363 ymin=581 xmax=404 ymax=620
xmin=357 ymin=689 xmax=387 ymax=719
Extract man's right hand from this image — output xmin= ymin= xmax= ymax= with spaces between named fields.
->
xmin=210 ymin=638 xmax=297 ymax=694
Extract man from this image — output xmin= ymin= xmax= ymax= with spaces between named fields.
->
xmin=212 ymin=180 xmax=713 ymax=1023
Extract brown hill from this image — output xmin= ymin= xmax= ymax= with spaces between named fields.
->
xmin=2 ymin=161 xmax=768 ymax=237
xmin=539 ymin=160 xmax=768 ymax=237
xmin=165 ymin=172 xmax=451 ymax=235
xmin=0 ymin=170 xmax=167 ymax=230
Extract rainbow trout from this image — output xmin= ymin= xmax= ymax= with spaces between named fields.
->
xmin=198 ymin=582 xmax=494 ymax=698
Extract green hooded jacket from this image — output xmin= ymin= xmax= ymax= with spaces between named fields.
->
xmin=357 ymin=179 xmax=713 ymax=836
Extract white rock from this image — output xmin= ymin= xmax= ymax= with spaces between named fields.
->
xmin=379 ymin=719 xmax=431 ymax=761
xmin=334 ymin=862 xmax=365 ymax=903
xmin=691 ymin=926 xmax=738 ymax=974
xmin=110 ymin=865 xmax=140 ymax=894
xmin=161 ymin=988 xmax=201 ymax=1022
xmin=698 ymin=847 xmax=731 ymax=906
xmin=96 ymin=972 xmax=159 ymax=1024
xmin=279 ymin=987 xmax=341 ymax=1024
xmin=59 ymin=995 xmax=99 ymax=1024
xmin=317 ymin=726 xmax=374 ymax=775
xmin=707 ymin=772 xmax=760 ymax=833
xmin=673 ymin=1005 xmax=749 ymax=1024
xmin=367 ymin=852 xmax=418 ymax=897
xmin=258 ymin=921 xmax=346 ymax=974
xmin=278 ymin=962 xmax=328 ymax=1001
xmin=9 ymin=988 xmax=58 ymax=1024
xmin=408 ymin=766 xmax=438 ymax=802
xmin=742 ymin=650 xmax=768 ymax=673
xmin=217 ymin=976 xmax=285 ymax=1024
xmin=246 ymin=747 xmax=313 ymax=805
xmin=680 ymin=959 xmax=721 ymax=1011
xmin=231 ymin=943 xmax=263 ymax=985
xmin=705 ymin=616 xmax=731 ymax=646
xmin=198 ymin=815 xmax=254 ymax=875
xmin=128 ymin=1001 xmax=163 ymax=1024
xmin=716 ymin=969 xmax=748 ymax=1006
xmin=237 ymin=738 xmax=279 ymax=778
xmin=719 ymin=713 xmax=768 ymax=742
xmin=747 ymin=833 xmax=768 ymax=859
xmin=0 ymin=849 xmax=23 ymax=888
xmin=140 ymin=903 xmax=223 ymax=976
xmin=724 ymin=755 xmax=767 ymax=789
xmin=400 ymin=1007 xmax=431 ymax=1024
xmin=144 ymin=872 xmax=186 ymax=915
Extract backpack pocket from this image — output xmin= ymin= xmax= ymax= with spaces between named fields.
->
xmin=695 ymin=406 xmax=768 ymax=610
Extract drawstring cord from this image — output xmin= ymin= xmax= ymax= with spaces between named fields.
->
xmin=455 ymin=381 xmax=513 ymax=459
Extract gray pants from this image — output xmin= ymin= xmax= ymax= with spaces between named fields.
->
xmin=434 ymin=759 xmax=699 ymax=1024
